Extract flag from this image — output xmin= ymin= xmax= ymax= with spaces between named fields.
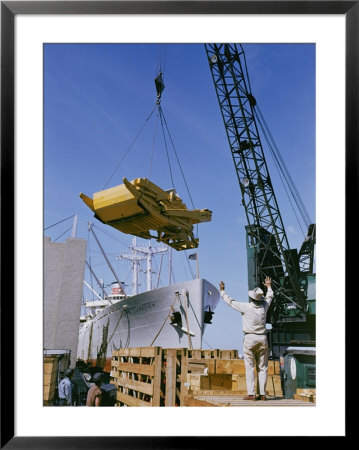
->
xmin=188 ymin=253 xmax=197 ymax=260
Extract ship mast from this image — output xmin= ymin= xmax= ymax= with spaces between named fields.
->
xmin=117 ymin=238 xmax=146 ymax=295
xmin=133 ymin=240 xmax=167 ymax=291
xmin=117 ymin=238 xmax=168 ymax=294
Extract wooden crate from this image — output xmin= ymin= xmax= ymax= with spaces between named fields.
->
xmin=111 ymin=347 xmax=189 ymax=407
xmin=43 ymin=356 xmax=59 ymax=405
xmin=110 ymin=347 xmax=283 ymax=406
xmin=111 ymin=346 xmax=163 ymax=407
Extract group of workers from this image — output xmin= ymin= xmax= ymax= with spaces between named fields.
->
xmin=57 ymin=370 xmax=104 ymax=406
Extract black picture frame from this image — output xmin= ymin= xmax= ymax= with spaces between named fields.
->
xmin=1 ymin=1 xmax=353 ymax=447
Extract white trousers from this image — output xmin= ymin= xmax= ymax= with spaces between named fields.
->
xmin=243 ymin=333 xmax=269 ymax=396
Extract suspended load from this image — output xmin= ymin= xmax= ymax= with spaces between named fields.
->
xmin=79 ymin=177 xmax=212 ymax=251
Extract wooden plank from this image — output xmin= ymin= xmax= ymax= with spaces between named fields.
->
xmin=151 ymin=349 xmax=162 ymax=406
xmin=117 ymin=391 xmax=151 ymax=407
xmin=165 ymin=349 xmax=177 ymax=406
xmin=179 ymin=349 xmax=188 ymax=406
xmin=215 ymin=360 xmax=246 ymax=374
xmin=112 ymin=347 xmax=170 ymax=359
xmin=182 ymin=396 xmax=217 ymax=407
xmin=43 ymin=361 xmax=58 ymax=374
xmin=191 ymin=349 xmax=202 ymax=359
xmin=293 ymin=394 xmax=314 ymax=403
xmin=296 ymin=388 xmax=316 ymax=395
xmin=266 ymin=375 xmax=283 ymax=397
xmin=220 ymin=350 xmax=232 ymax=360
xmin=189 ymin=389 xmax=245 ymax=396
xmin=140 ymin=347 xmax=160 ymax=358
xmin=118 ymin=362 xmax=155 ymax=377
xmin=193 ymin=395 xmax=315 ymax=407
xmin=206 ymin=374 xmax=233 ymax=390
xmin=116 ymin=376 xmax=154 ymax=396
xmin=43 ymin=372 xmax=57 ymax=386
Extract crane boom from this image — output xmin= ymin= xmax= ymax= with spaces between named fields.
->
xmin=205 ymin=43 xmax=305 ymax=312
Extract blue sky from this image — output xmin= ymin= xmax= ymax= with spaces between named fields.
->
xmin=44 ymin=43 xmax=315 ymax=352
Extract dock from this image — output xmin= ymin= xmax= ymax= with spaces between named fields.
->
xmin=109 ymin=347 xmax=316 ymax=407
xmin=185 ymin=392 xmax=315 ymax=407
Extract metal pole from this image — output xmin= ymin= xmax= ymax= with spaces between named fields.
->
xmin=88 ymin=222 xmax=122 ymax=285
xmin=169 ymin=247 xmax=172 ymax=285
xmin=133 ymin=237 xmax=138 ymax=296
xmin=147 ymin=241 xmax=152 ymax=291
xmin=71 ymin=214 xmax=78 ymax=238
xmin=85 ymin=260 xmax=109 ymax=301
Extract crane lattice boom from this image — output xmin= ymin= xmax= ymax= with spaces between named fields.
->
xmin=205 ymin=43 xmax=305 ymax=312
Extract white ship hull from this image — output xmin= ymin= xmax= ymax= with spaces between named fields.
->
xmin=77 ymin=278 xmax=219 ymax=372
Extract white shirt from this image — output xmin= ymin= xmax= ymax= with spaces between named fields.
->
xmin=220 ymin=287 xmax=273 ymax=335
xmin=58 ymin=377 xmax=73 ymax=405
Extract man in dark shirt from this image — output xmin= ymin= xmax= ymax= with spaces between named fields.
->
xmin=86 ymin=372 xmax=104 ymax=406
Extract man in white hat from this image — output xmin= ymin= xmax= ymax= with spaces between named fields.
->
xmin=219 ymin=276 xmax=273 ymax=401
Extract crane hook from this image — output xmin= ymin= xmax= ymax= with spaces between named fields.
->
xmin=155 ymin=71 xmax=165 ymax=104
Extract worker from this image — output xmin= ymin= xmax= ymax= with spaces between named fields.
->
xmin=219 ymin=276 xmax=273 ymax=401
xmin=86 ymin=372 xmax=104 ymax=406
xmin=58 ymin=368 xmax=75 ymax=406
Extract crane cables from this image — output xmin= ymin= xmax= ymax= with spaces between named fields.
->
xmin=240 ymin=43 xmax=312 ymax=235
xmin=102 ymin=104 xmax=158 ymax=190
xmin=254 ymin=104 xmax=312 ymax=236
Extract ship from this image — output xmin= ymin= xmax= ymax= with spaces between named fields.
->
xmin=77 ymin=234 xmax=220 ymax=373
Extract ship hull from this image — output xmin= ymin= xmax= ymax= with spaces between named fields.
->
xmin=77 ymin=278 xmax=219 ymax=372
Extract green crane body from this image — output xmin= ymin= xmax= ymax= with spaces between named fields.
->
xmin=205 ymin=43 xmax=316 ymax=358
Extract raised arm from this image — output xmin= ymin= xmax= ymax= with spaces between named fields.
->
xmin=219 ymin=281 xmax=246 ymax=313
xmin=262 ymin=276 xmax=273 ymax=306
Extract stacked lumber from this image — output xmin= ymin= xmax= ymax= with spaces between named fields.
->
xmin=43 ymin=355 xmax=59 ymax=406
xmin=294 ymin=388 xmax=316 ymax=403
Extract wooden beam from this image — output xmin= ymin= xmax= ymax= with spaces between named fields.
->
xmin=118 ymin=362 xmax=155 ymax=377
xmin=182 ymin=396 xmax=217 ymax=407
xmin=165 ymin=349 xmax=177 ymax=406
xmin=117 ymin=391 xmax=150 ymax=407
xmin=116 ymin=376 xmax=154 ymax=396
xmin=152 ymin=348 xmax=162 ymax=406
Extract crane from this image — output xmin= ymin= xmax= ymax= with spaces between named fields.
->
xmin=205 ymin=44 xmax=316 ymax=358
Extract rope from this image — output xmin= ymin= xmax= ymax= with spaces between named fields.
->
xmin=255 ymin=110 xmax=306 ymax=238
xmin=147 ymin=107 xmax=160 ymax=180
xmin=183 ymin=292 xmax=193 ymax=350
xmin=149 ymin=294 xmax=179 ymax=346
xmin=44 ymin=214 xmax=75 ymax=231
xmin=156 ymin=44 xmax=167 ymax=77
xmin=255 ymin=105 xmax=312 ymax=230
xmin=54 ymin=226 xmax=73 ymax=242
xmin=107 ymin=306 xmax=127 ymax=346
xmin=159 ymin=107 xmax=196 ymax=210
xmin=102 ymin=104 xmax=157 ymax=189
xmin=159 ymin=105 xmax=175 ymax=188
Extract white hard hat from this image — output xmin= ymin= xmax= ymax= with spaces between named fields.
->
xmin=248 ymin=287 xmax=265 ymax=301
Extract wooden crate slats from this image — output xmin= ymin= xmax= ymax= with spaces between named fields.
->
xmin=116 ymin=376 xmax=154 ymax=396
xmin=179 ymin=349 xmax=188 ymax=406
xmin=112 ymin=346 xmax=160 ymax=358
xmin=164 ymin=349 xmax=177 ymax=407
xmin=117 ymin=362 xmax=155 ymax=377
xmin=110 ymin=347 xmax=277 ymax=407
xmin=152 ymin=349 xmax=162 ymax=406
xmin=117 ymin=391 xmax=151 ymax=407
